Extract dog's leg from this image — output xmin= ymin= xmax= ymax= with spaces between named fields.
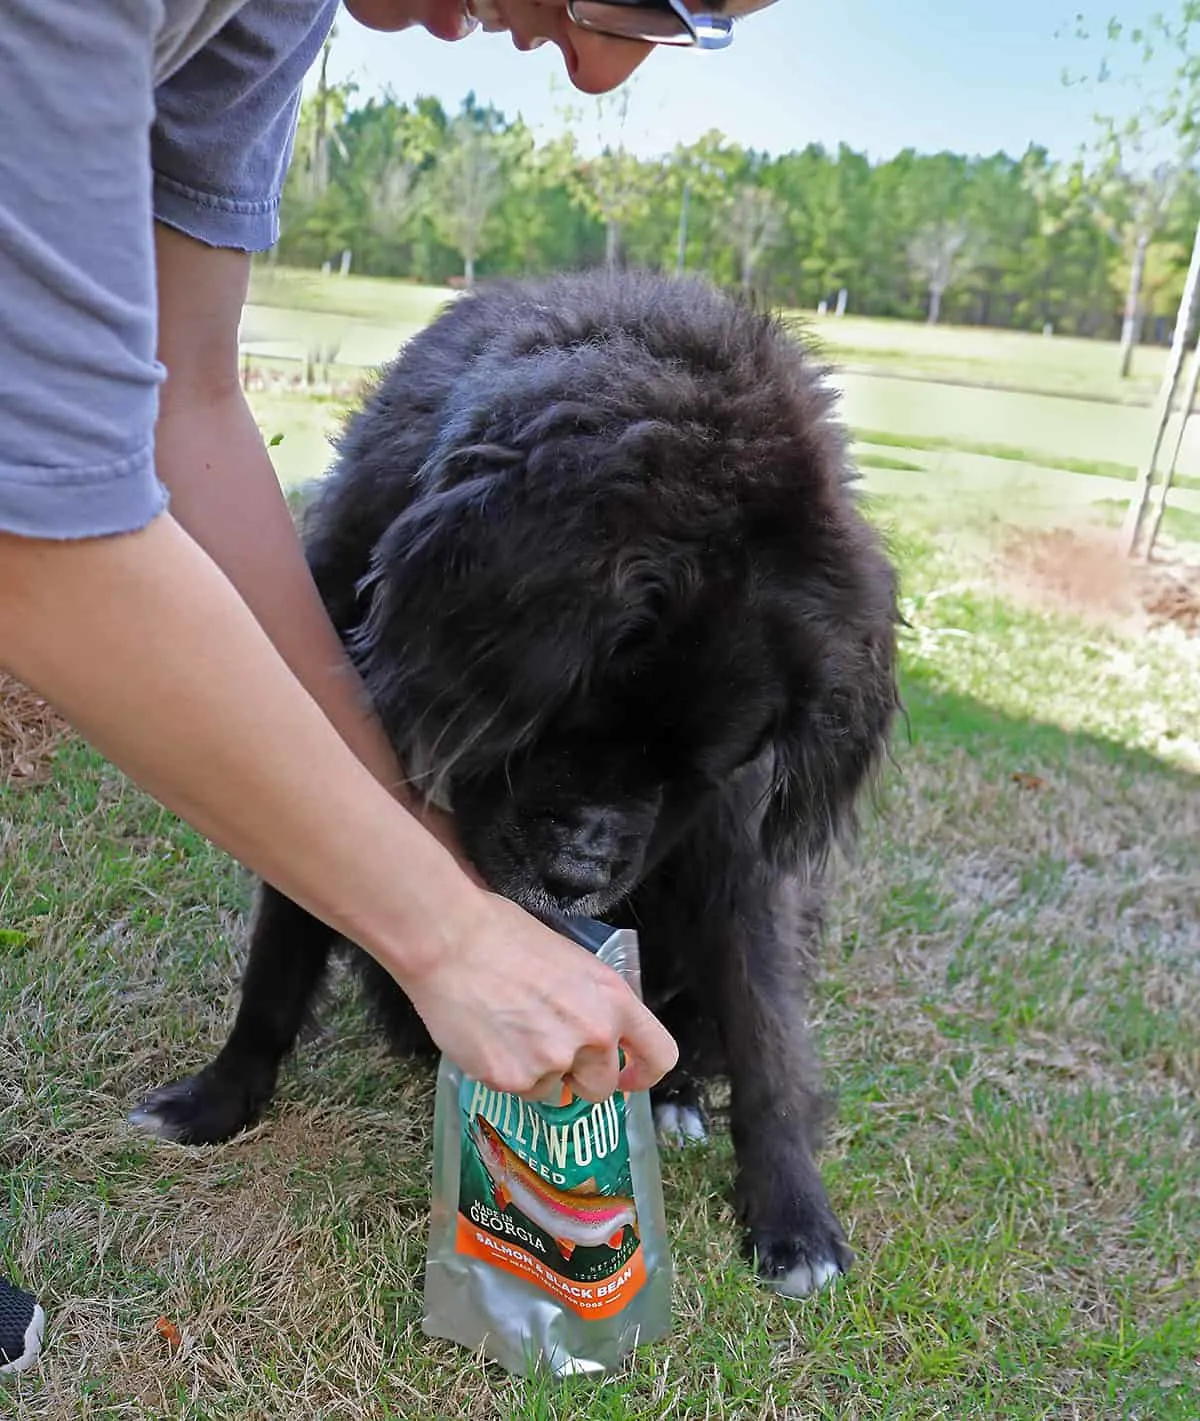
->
xmin=647 ymin=991 xmax=717 ymax=1147
xmin=130 ymin=886 xmax=336 ymax=1145
xmin=351 ymin=953 xmax=438 ymax=1059
xmin=717 ymin=876 xmax=853 ymax=1298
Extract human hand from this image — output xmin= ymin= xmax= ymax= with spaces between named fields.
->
xmin=400 ymin=890 xmax=679 ymax=1101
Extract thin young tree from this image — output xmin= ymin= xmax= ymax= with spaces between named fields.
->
xmin=721 ymin=182 xmax=786 ymax=295
xmin=908 ymin=220 xmax=976 ymax=324
xmin=548 ymin=85 xmax=654 ymax=271
xmin=1063 ymin=7 xmax=1200 ymax=375
xmin=427 ymin=111 xmax=508 ymax=288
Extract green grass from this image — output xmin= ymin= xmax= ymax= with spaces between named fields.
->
xmin=854 ymin=450 xmax=926 ymax=473
xmin=1090 ymin=497 xmax=1200 ymax=546
xmin=236 ymin=269 xmax=1200 ymax=504
xmin=2 ymin=277 xmax=1198 ymax=1418
xmin=853 ymin=427 xmax=1200 ymax=493
xmin=251 ymin=388 xmax=354 ymax=491
xmin=3 ymin=491 xmax=1197 ymax=1419
xmin=247 ymin=267 xmax=456 ymax=326
xmin=239 ymin=268 xmax=459 ymax=380
xmin=788 ymin=310 xmax=1171 ymax=406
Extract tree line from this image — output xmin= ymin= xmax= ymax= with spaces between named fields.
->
xmin=272 ymin=48 xmax=1200 ymax=345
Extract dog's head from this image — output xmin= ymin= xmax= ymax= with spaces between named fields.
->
xmin=340 ymin=274 xmax=900 ymax=917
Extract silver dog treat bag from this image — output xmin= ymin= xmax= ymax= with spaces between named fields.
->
xmin=421 ymin=915 xmax=673 ymax=1378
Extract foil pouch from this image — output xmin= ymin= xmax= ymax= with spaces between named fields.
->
xmin=421 ymin=914 xmax=673 ymax=1378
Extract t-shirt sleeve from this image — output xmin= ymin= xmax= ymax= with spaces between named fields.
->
xmin=0 ymin=0 xmax=169 ymax=540
xmin=151 ymin=0 xmax=339 ymax=253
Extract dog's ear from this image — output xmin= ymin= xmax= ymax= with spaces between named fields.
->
xmin=758 ymin=554 xmax=901 ymax=871
xmin=347 ymin=472 xmax=600 ymax=727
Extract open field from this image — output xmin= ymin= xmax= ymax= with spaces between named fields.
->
xmin=239 ymin=267 xmax=1200 ymax=499
xmin=2 ymin=271 xmax=1197 ymax=1419
xmin=794 ymin=311 xmax=1174 ymax=406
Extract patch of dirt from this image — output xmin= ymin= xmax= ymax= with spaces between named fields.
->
xmin=1143 ymin=570 xmax=1200 ymax=636
xmin=0 ymin=672 xmax=72 ymax=785
xmin=999 ymin=525 xmax=1200 ymax=636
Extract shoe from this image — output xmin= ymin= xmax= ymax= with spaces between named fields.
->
xmin=0 ymin=1275 xmax=44 ymax=1376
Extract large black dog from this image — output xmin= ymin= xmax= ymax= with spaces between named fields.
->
xmin=133 ymin=270 xmax=900 ymax=1299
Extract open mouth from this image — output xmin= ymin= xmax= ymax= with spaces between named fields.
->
xmin=466 ymin=0 xmax=507 ymax=29
xmin=503 ymin=874 xmax=632 ymax=921
xmin=466 ymin=0 xmax=563 ymax=56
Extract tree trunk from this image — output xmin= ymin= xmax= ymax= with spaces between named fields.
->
xmin=676 ymin=180 xmax=690 ymax=277
xmin=928 ymin=284 xmax=944 ymax=325
xmin=311 ymin=38 xmax=332 ymax=198
xmin=1118 ymin=229 xmax=1150 ymax=379
xmin=464 ymin=253 xmax=475 ymax=289
xmin=1122 ymin=217 xmax=1200 ymax=557
xmin=1144 ymin=337 xmax=1200 ymax=559
xmin=605 ymin=220 xmax=621 ymax=271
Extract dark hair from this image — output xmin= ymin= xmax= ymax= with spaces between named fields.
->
xmin=136 ymin=268 xmax=901 ymax=1303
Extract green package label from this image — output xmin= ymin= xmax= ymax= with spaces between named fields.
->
xmin=454 ymin=1077 xmax=647 ymax=1316
xmin=422 ymin=918 xmax=672 ymax=1378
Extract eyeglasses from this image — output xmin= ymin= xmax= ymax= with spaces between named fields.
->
xmin=565 ymin=0 xmax=738 ymax=49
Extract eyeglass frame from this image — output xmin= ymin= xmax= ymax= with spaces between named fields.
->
xmin=565 ymin=0 xmax=737 ymax=50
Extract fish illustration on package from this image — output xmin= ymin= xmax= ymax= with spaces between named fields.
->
xmin=422 ymin=916 xmax=673 ymax=1379
xmin=469 ymin=1114 xmax=639 ymax=1261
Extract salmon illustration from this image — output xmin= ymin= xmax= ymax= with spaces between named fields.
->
xmin=469 ymin=1114 xmax=639 ymax=1261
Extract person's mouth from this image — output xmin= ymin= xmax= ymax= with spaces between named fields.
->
xmin=467 ymin=0 xmax=509 ymax=30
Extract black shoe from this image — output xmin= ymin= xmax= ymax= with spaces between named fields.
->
xmin=0 ymin=1275 xmax=44 ymax=1376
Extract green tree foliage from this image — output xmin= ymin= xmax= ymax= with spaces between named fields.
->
xmin=1062 ymin=3 xmax=1200 ymax=368
xmin=269 ymin=73 xmax=1200 ymax=342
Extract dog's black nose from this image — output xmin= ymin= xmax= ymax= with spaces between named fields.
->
xmin=571 ymin=807 xmax=626 ymax=860
xmin=542 ymin=855 xmax=618 ymax=901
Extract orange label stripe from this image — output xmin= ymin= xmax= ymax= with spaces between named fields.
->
xmin=455 ymin=1217 xmax=647 ymax=1320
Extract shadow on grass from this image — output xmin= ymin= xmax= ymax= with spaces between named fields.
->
xmin=897 ymin=661 xmax=1198 ymax=786
xmin=1 ymin=658 xmax=1196 ymax=1421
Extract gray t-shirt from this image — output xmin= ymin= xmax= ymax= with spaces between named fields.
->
xmin=0 ymin=0 xmax=338 ymax=540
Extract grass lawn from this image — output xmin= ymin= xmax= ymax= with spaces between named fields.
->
xmin=791 ymin=311 xmax=1173 ymax=406
xmin=2 ymin=276 xmax=1198 ymax=1419
xmin=239 ymin=266 xmax=1200 ymax=498
xmin=240 ymin=267 xmax=458 ymax=379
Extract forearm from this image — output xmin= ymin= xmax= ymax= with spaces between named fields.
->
xmin=151 ymin=221 xmax=468 ymax=866
xmin=154 ymin=381 xmax=419 ymax=793
xmin=0 ymin=513 xmax=481 ymax=981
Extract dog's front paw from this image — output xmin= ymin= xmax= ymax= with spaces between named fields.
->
xmin=750 ymin=1210 xmax=853 ymax=1299
xmin=650 ymin=1075 xmax=710 ymax=1147
xmin=129 ymin=1069 xmax=269 ymax=1146
xmin=653 ymin=1100 xmax=709 ymax=1146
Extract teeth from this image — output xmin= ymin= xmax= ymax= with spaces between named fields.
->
xmin=467 ymin=0 xmax=507 ymax=30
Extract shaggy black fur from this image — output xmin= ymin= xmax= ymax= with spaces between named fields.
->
xmin=133 ymin=269 xmax=901 ymax=1296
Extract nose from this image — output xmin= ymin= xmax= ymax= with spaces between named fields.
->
xmin=571 ymin=806 xmax=627 ymax=859
xmin=542 ymin=855 xmax=618 ymax=901
xmin=558 ymin=28 xmax=654 ymax=93
xmin=542 ymin=808 xmax=636 ymax=901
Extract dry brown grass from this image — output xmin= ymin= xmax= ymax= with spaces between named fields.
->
xmin=2 ymin=502 xmax=1198 ymax=1418
xmin=0 ymin=676 xmax=71 ymax=787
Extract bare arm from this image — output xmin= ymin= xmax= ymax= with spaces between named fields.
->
xmin=0 ymin=514 xmax=676 ymax=1099
xmin=0 ymin=223 xmax=677 ymax=1101
xmin=151 ymin=223 xmax=469 ymax=868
